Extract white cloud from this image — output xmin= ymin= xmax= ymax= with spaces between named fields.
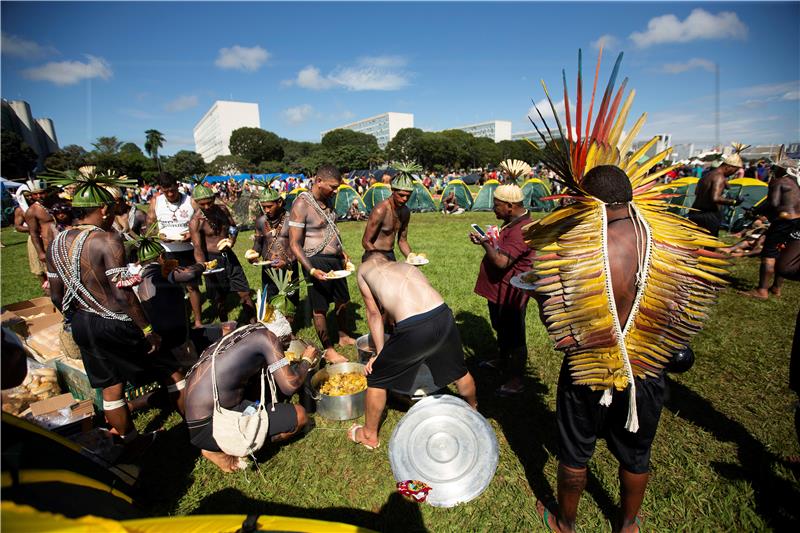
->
xmin=285 ymin=60 xmax=410 ymax=91
xmin=591 ymin=34 xmax=619 ymax=51
xmin=630 ymin=8 xmax=748 ymax=48
xmin=214 ymin=45 xmax=270 ymax=72
xmin=783 ymin=90 xmax=800 ymax=101
xmin=528 ymin=97 xmax=565 ymax=125
xmin=165 ymin=95 xmax=199 ymax=112
xmin=22 ymin=55 xmax=111 ymax=85
xmin=662 ymin=58 xmax=716 ymax=74
xmin=282 ymin=104 xmax=315 ymax=125
xmin=730 ymin=80 xmax=799 ymax=99
xmin=1 ymin=33 xmax=58 ymax=59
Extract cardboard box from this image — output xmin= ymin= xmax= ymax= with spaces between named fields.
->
xmin=26 ymin=392 xmax=94 ymax=435
xmin=2 ymin=297 xmax=65 ymax=361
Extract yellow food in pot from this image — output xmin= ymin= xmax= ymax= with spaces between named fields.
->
xmin=319 ymin=372 xmax=367 ymax=396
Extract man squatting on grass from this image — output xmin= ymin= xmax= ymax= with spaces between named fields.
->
xmin=348 ymin=250 xmax=476 ymax=449
xmin=288 ymin=165 xmax=356 ymax=364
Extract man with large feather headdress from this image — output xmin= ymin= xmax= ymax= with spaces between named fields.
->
xmin=522 ymin=49 xmax=729 ymax=532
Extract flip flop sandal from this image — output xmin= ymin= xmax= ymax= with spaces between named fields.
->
xmin=348 ymin=423 xmax=379 ymax=450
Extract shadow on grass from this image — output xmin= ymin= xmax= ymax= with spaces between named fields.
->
xmin=193 ymin=487 xmax=428 ymax=532
xmin=665 ymin=377 xmax=800 ymax=529
xmin=455 ymin=311 xmax=496 ymax=361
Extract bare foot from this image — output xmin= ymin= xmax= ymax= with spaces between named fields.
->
xmin=201 ymin=449 xmax=244 ymax=473
xmin=348 ymin=423 xmax=380 ymax=450
xmin=769 ymin=287 xmax=781 ymax=298
xmin=739 ymin=289 xmax=769 ymax=300
xmin=324 ymin=348 xmax=348 ymax=364
xmin=338 ymin=335 xmax=356 ymax=346
xmin=535 ymin=500 xmax=567 ymax=533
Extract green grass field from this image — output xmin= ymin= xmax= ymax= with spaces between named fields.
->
xmin=2 ymin=212 xmax=799 ymax=532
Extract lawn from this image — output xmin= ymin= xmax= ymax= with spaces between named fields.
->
xmin=2 ymin=212 xmax=799 ymax=532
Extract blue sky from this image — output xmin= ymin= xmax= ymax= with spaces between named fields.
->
xmin=2 ymin=1 xmax=798 ymax=155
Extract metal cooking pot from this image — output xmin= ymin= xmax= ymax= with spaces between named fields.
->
xmin=309 ymin=362 xmax=366 ymax=421
xmin=356 ymin=334 xmax=389 ymax=363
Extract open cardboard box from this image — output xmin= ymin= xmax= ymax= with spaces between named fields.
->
xmin=24 ymin=392 xmax=94 ymax=435
xmin=2 ymin=297 xmax=64 ymax=361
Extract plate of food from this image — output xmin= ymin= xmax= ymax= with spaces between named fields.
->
xmin=159 ymin=230 xmax=189 ymax=243
xmin=510 ymin=271 xmax=539 ymax=290
xmin=324 ymin=270 xmax=352 ymax=279
xmin=251 ymin=260 xmax=278 ymax=267
xmin=406 ymin=252 xmax=429 ymax=266
xmin=203 ymin=259 xmax=224 ymax=275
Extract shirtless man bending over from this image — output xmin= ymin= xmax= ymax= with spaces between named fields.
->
xmin=742 ymin=159 xmax=800 ymax=300
xmin=361 ymin=173 xmax=413 ymax=261
xmin=184 ymin=315 xmax=317 ymax=472
xmin=349 ymin=251 xmax=476 ymax=449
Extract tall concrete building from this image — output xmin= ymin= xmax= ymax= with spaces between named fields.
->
xmin=193 ymin=100 xmax=260 ymax=163
xmin=454 ymin=120 xmax=512 ymax=142
xmin=321 ymin=112 xmax=414 ymax=149
xmin=1 ymin=99 xmax=59 ymax=171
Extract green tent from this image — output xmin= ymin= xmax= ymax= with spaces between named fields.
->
xmin=521 ymin=178 xmax=555 ymax=212
xmin=440 ymin=179 xmax=474 ymax=211
xmin=471 ymin=179 xmax=500 ymax=211
xmin=284 ymin=187 xmax=307 ymax=211
xmin=722 ymin=177 xmax=768 ymax=229
xmin=333 ymin=184 xmax=366 ymax=219
xmin=662 ymin=177 xmax=698 ymax=217
xmin=362 ymin=183 xmax=392 ymax=213
xmin=407 ymin=181 xmax=438 ymax=212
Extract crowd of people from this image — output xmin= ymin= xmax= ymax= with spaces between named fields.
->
xmin=3 ymin=137 xmax=799 ymax=531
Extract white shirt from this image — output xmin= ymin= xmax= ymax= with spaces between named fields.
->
xmin=155 ymin=193 xmax=194 ymax=252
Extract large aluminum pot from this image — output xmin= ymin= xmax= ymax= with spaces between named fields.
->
xmin=356 ymin=334 xmax=389 ymax=363
xmin=310 ymin=362 xmax=366 ymax=421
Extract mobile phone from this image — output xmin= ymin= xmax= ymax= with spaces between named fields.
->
xmin=470 ymin=224 xmax=486 ymax=237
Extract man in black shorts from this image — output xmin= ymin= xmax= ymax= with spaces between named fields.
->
xmin=349 ymin=250 xmax=476 ymax=449
xmin=288 ymin=165 xmax=355 ymax=363
xmin=688 ymin=148 xmax=744 ymax=236
xmin=184 ymin=313 xmax=318 ymax=472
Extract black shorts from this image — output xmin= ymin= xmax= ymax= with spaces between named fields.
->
xmin=186 ymin=401 xmax=298 ymax=453
xmin=488 ymin=301 xmax=527 ymax=354
xmin=762 ymin=219 xmax=800 ymax=259
xmin=205 ymin=251 xmax=251 ymax=298
xmin=556 ymin=359 xmax=666 ymax=474
xmin=71 ymin=310 xmax=181 ymax=389
xmin=361 ymin=249 xmax=396 ymax=262
xmin=688 ymin=210 xmax=722 ymax=237
xmin=304 ymin=254 xmax=350 ymax=312
xmin=367 ymin=304 xmax=468 ymax=395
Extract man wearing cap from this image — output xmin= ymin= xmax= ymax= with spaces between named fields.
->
xmin=742 ymin=157 xmax=800 ymax=300
xmin=45 ymin=170 xmax=165 ymax=449
xmin=22 ymin=179 xmax=54 ymax=293
xmin=189 ymin=180 xmax=256 ymax=325
xmin=469 ymin=183 xmax=534 ymax=396
xmin=147 ymin=173 xmax=203 ymax=327
xmin=361 ymin=172 xmax=414 ymax=261
xmin=689 ymin=145 xmax=746 ymax=237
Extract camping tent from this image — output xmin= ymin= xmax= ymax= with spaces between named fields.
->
xmin=333 ymin=184 xmax=366 ymax=220
xmin=722 ymin=177 xmax=768 ymax=229
xmin=460 ymin=173 xmax=480 ymax=185
xmin=407 ymin=182 xmax=437 ymax=212
xmin=662 ymin=177 xmax=698 ymax=216
xmin=362 ymin=183 xmax=392 ymax=213
xmin=521 ymin=178 xmax=555 ymax=212
xmin=440 ymin=179 xmax=474 ymax=211
xmin=284 ymin=187 xmax=307 ymax=211
xmin=471 ymin=179 xmax=500 ymax=211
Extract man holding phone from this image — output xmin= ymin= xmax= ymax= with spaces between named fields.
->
xmin=469 ymin=183 xmax=534 ymax=396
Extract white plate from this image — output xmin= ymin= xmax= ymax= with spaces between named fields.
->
xmin=510 ymin=273 xmax=539 ymax=290
xmin=324 ymin=270 xmax=352 ymax=279
xmin=203 ymin=268 xmax=225 ymax=275
xmin=406 ymin=257 xmax=430 ymax=266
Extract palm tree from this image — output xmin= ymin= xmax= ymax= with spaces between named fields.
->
xmin=144 ymin=129 xmax=166 ymax=171
xmin=91 ymin=136 xmax=122 ymax=155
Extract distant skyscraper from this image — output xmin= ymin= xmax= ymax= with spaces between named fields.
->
xmin=453 ymin=120 xmax=512 ymax=142
xmin=193 ymin=101 xmax=260 ymax=163
xmin=321 ymin=112 xmax=414 ymax=149
xmin=1 ymin=99 xmax=59 ymax=171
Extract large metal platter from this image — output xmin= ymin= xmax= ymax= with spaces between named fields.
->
xmin=388 ymin=394 xmax=498 ymax=507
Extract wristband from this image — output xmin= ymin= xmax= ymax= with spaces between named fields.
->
xmin=142 ymin=324 xmax=153 ymax=335
xmin=310 ymin=268 xmax=318 ymax=276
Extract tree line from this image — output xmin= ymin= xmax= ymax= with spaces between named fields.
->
xmin=1 ymin=126 xmax=542 ymax=183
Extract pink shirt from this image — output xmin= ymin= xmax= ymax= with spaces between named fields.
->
xmin=474 ymin=212 xmax=534 ymax=309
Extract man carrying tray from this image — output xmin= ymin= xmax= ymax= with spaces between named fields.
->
xmin=349 ymin=250 xmax=477 ymax=449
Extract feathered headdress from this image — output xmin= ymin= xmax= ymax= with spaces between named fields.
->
xmin=254 ymin=178 xmax=281 ymax=202
xmin=498 ymin=159 xmax=532 ymax=182
xmin=43 ymin=166 xmax=136 ymax=208
xmin=190 ymin=175 xmax=215 ymax=200
xmin=391 ymin=161 xmax=422 ymax=191
xmin=722 ymin=142 xmax=750 ymax=168
xmin=523 ymin=48 xmax=729 ymax=433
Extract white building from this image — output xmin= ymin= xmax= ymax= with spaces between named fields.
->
xmin=193 ymin=101 xmax=260 ymax=163
xmin=1 ymin=99 xmax=59 ymax=170
xmin=321 ymin=112 xmax=414 ymax=149
xmin=454 ymin=120 xmax=512 ymax=142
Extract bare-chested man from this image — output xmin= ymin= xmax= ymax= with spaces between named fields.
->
xmin=46 ymin=176 xmax=180 ymax=449
xmin=349 ymin=251 xmax=476 ymax=449
xmin=288 ymin=165 xmax=356 ymax=363
xmin=184 ymin=316 xmax=317 ymax=472
xmin=189 ymin=182 xmax=256 ymax=324
xmin=23 ymin=179 xmax=54 ymax=293
xmin=147 ymin=173 xmax=203 ymax=327
xmin=688 ymin=158 xmax=743 ymax=236
xmin=361 ymin=173 xmax=414 ymax=261
xmin=741 ymin=159 xmax=800 ymax=300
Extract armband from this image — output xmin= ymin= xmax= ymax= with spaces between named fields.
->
xmin=310 ymin=268 xmax=318 ymax=276
xmin=228 ymin=226 xmax=239 ymax=237
xmin=288 ymin=221 xmax=306 ymax=228
xmin=267 ymin=358 xmax=290 ymax=374
xmin=47 ymin=272 xmax=59 ymax=279
xmin=142 ymin=324 xmax=153 ymax=335
xmin=105 ymin=267 xmax=129 ymax=278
